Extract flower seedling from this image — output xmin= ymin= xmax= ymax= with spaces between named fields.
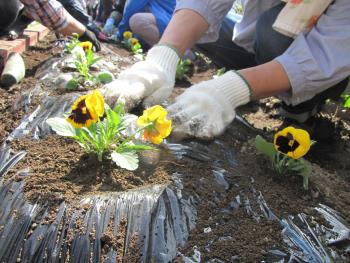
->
xmin=65 ymin=33 xmax=81 ymax=54
xmin=72 ymin=43 xmax=101 ymax=81
xmin=64 ymin=37 xmax=112 ymax=90
xmin=176 ymin=59 xmax=192 ymax=81
xmin=122 ymin=31 xmax=143 ymax=56
xmin=255 ymin=126 xmax=312 ymax=190
xmin=46 ymin=90 xmax=172 ymax=170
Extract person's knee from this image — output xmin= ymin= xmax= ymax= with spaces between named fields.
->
xmin=129 ymin=13 xmax=146 ymax=35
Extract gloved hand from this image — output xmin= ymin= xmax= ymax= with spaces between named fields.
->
xmin=167 ymin=71 xmax=251 ymax=140
xmin=79 ymin=29 xmax=101 ymax=51
xmin=100 ymin=45 xmax=179 ymax=110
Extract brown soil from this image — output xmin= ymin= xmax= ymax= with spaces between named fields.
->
xmin=6 ymin=136 xmax=171 ymax=207
xmin=1 ymin=38 xmax=349 ymax=262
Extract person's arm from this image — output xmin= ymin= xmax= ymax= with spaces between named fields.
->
xmin=21 ymin=0 xmax=83 ymax=34
xmin=167 ymin=0 xmax=350 ymax=139
xmin=161 ymin=0 xmax=234 ymax=55
xmin=239 ymin=61 xmax=291 ymax=100
xmin=57 ymin=11 xmax=85 ymax=36
xmin=21 ymin=0 xmax=100 ymax=49
xmin=160 ymin=9 xmax=209 ymax=55
xmin=274 ymin=0 xmax=350 ymax=106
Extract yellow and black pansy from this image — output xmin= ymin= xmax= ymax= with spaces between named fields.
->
xmin=66 ymin=90 xmax=104 ymax=128
xmin=274 ymin=126 xmax=311 ymax=159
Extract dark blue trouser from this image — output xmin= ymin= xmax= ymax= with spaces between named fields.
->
xmin=196 ymin=3 xmax=347 ymax=116
xmin=0 ymin=0 xmax=26 ymax=35
xmin=58 ymin=0 xmax=102 ymax=36
xmin=58 ymin=0 xmax=91 ymax=25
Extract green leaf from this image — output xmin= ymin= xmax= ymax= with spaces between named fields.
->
xmin=255 ymin=135 xmax=277 ymax=161
xmin=123 ymin=144 xmax=155 ymax=152
xmin=298 ymin=159 xmax=312 ymax=190
xmin=65 ymin=78 xmax=80 ymax=90
xmin=113 ymin=102 xmax=125 ymax=116
xmin=111 ymin=151 xmax=139 ymax=171
xmin=344 ymin=97 xmax=350 ymax=108
xmin=107 ymin=108 xmax=121 ymax=126
xmin=46 ymin=117 xmax=76 ymax=137
xmin=97 ymin=72 xmax=114 ymax=84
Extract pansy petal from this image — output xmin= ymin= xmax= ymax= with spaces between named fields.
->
xmin=71 ymin=94 xmax=88 ymax=111
xmin=155 ymin=119 xmax=172 ymax=138
xmin=84 ymin=90 xmax=104 ymax=122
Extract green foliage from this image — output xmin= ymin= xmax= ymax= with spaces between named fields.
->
xmin=255 ymin=135 xmax=311 ymax=190
xmin=97 ymin=72 xmax=114 ymax=84
xmin=122 ymin=37 xmax=143 ymax=56
xmin=85 ymin=49 xmax=102 ymax=68
xmin=69 ymin=48 xmax=112 ymax=89
xmin=131 ymin=42 xmax=143 ymax=56
xmin=213 ymin=67 xmax=226 ymax=79
xmin=341 ymin=93 xmax=350 ymax=108
xmin=47 ymin=103 xmax=154 ymax=171
xmin=195 ymin=52 xmax=212 ymax=67
xmin=65 ymin=78 xmax=80 ymax=90
xmin=74 ymin=51 xmax=93 ymax=82
xmin=216 ymin=67 xmax=226 ymax=77
xmin=176 ymin=59 xmax=192 ymax=81
xmin=65 ymin=33 xmax=80 ymax=54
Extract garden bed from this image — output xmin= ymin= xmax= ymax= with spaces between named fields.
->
xmin=0 ymin=34 xmax=349 ymax=262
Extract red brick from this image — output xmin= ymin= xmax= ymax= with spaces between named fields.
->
xmin=0 ymin=22 xmax=49 ymax=61
xmin=0 ymin=39 xmax=26 ymax=60
xmin=25 ymin=24 xmax=50 ymax=40
xmin=23 ymin=30 xmax=39 ymax=46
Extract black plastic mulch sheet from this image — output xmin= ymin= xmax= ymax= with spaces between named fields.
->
xmin=0 ymin=50 xmax=349 ymax=263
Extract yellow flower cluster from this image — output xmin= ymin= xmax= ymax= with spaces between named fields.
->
xmin=137 ymin=105 xmax=172 ymax=144
xmin=67 ymin=90 xmax=104 ymax=128
xmin=274 ymin=126 xmax=311 ymax=159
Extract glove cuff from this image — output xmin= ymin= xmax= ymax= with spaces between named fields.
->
xmin=214 ymin=71 xmax=251 ymax=108
xmin=146 ymin=45 xmax=180 ymax=82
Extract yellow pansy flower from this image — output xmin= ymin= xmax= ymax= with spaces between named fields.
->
xmin=123 ymin=31 xmax=133 ymax=40
xmin=274 ymin=126 xmax=311 ymax=159
xmin=79 ymin=41 xmax=93 ymax=52
xmin=67 ymin=90 xmax=105 ymax=128
xmin=129 ymin=37 xmax=139 ymax=46
xmin=137 ymin=105 xmax=172 ymax=145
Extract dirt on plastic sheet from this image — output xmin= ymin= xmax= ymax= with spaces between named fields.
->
xmin=6 ymin=136 xmax=171 ymax=207
xmin=171 ymin=101 xmax=350 ymax=261
xmin=1 ymin=37 xmax=350 ymax=262
xmin=0 ymin=33 xmax=61 ymax=143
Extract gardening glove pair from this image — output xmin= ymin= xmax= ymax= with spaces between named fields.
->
xmin=101 ymin=45 xmax=179 ymax=110
xmin=79 ymin=29 xmax=101 ymax=51
xmin=167 ymin=71 xmax=251 ymax=140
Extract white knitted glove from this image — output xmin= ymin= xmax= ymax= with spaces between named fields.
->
xmin=100 ymin=45 xmax=179 ymax=110
xmin=167 ymin=71 xmax=251 ymax=140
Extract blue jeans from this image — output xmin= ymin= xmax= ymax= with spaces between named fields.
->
xmin=196 ymin=3 xmax=347 ymax=117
